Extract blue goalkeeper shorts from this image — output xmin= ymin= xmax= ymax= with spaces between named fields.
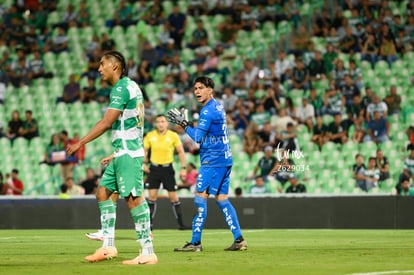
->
xmin=196 ymin=166 xmax=231 ymax=195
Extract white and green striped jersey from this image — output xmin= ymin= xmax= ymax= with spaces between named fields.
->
xmin=404 ymin=157 xmax=414 ymax=176
xmin=107 ymin=77 xmax=144 ymax=158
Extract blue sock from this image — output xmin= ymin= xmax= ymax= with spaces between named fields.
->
xmin=216 ymin=199 xmax=242 ymax=241
xmin=191 ymin=195 xmax=207 ymax=244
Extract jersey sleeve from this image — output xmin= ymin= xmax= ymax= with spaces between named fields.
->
xmin=143 ymin=133 xmax=151 ymax=149
xmin=185 ymin=107 xmax=212 ymax=143
xmin=108 ymin=84 xmax=129 ymax=111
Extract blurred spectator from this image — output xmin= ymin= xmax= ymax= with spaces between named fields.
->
xmin=177 ymin=163 xmax=198 ymax=192
xmin=168 ymin=4 xmax=187 ymax=50
xmin=82 ymin=49 xmax=101 ymax=80
xmin=251 ymin=146 xmax=277 ymax=182
xmin=353 ymin=154 xmax=366 ymax=192
xmin=270 ymin=152 xmax=295 ymax=189
xmin=331 ymin=59 xmax=348 ymax=88
xmin=232 ymin=100 xmax=250 ymax=140
xmin=0 ymin=81 xmax=5 ymax=104
xmin=379 ymin=36 xmax=398 ymax=68
xmin=81 ymin=78 xmax=97 ymax=103
xmin=111 ymin=0 xmax=133 ymax=29
xmin=65 ymin=177 xmax=85 ymax=196
xmin=326 ymin=113 xmax=348 ymax=144
xmin=347 ymin=59 xmax=363 ymax=89
xmin=80 ymin=168 xmax=98 ymax=195
xmin=271 ymin=108 xmax=297 ymax=134
xmin=249 ymin=176 xmax=271 ymax=195
xmin=383 ymin=86 xmax=401 ymax=115
xmin=400 ymin=177 xmax=414 ymax=196
xmin=216 ymin=15 xmax=240 ymax=47
xmin=311 ymin=116 xmax=328 ymax=151
xmin=222 ymin=86 xmax=238 ymax=113
xmin=362 ymin=86 xmax=374 ymax=110
xmin=27 ymin=3 xmax=48 ymax=31
xmin=274 ymin=51 xmax=292 ymax=83
xmin=276 ymin=122 xmax=299 ymax=151
xmin=285 ymin=173 xmax=306 ymax=193
xmin=7 ymin=169 xmax=24 ymax=195
xmin=50 ymin=27 xmax=69 ymax=54
xmin=6 ymin=110 xmax=23 ymax=142
xmin=58 ymin=184 xmax=70 ymax=199
xmin=308 ymin=51 xmax=326 ymax=81
xmin=187 ymin=0 xmax=207 ymax=17
xmin=242 ymin=59 xmax=259 ymax=88
xmin=0 ymin=172 xmax=6 ymax=195
xmin=361 ymin=33 xmax=379 ymax=69
xmin=322 ymin=88 xmax=345 ymax=116
xmin=60 ymin=130 xmax=77 ymax=181
xmin=53 ymin=4 xmax=77 ymax=31
xmin=285 ymin=97 xmax=298 ymax=121
xmin=364 ymin=111 xmax=390 ymax=144
xmin=136 ymin=60 xmax=153 ymax=85
xmin=28 ymin=50 xmax=54 ymax=80
xmin=339 ymin=26 xmax=358 ymax=54
xmin=340 ymin=74 xmax=360 ymax=109
xmin=288 ymin=58 xmax=310 ymax=91
xmin=308 ymin=88 xmax=323 ymax=117
xmin=42 ymin=133 xmax=65 ymax=165
xmin=19 ymin=110 xmax=39 ymax=141
xmin=297 ymin=97 xmax=315 ymax=133
xmin=407 ymin=126 xmax=414 ymax=150
xmin=396 ymin=148 xmax=414 ymax=195
xmin=84 ymin=34 xmax=100 ymax=59
xmin=127 ymin=57 xmax=139 ymax=82
xmin=77 ymin=1 xmax=91 ymax=28
xmin=257 ymin=122 xmax=276 ymax=150
xmin=96 ymin=79 xmax=111 ymax=104
xmin=360 ymin=157 xmax=380 ymax=192
xmin=100 ymin=33 xmax=116 ymax=52
xmin=366 ymin=94 xmax=388 ymax=121
xmin=323 ymin=43 xmax=338 ymax=75
xmin=140 ymin=41 xmax=159 ymax=69
xmin=289 ymin=24 xmax=310 ymax=56
xmin=188 ymin=19 xmax=208 ymax=49
xmin=240 ymin=5 xmax=259 ymax=31
xmin=242 ymin=126 xmax=261 ymax=159
xmin=71 ymin=133 xmax=85 ymax=164
xmin=376 ymin=149 xmax=390 ymax=182
xmin=143 ymin=0 xmax=165 ymax=26
xmin=234 ymin=187 xmax=243 ymax=198
xmin=261 ymin=85 xmax=281 ymax=116
xmin=8 ymin=48 xmax=30 ymax=87
xmin=250 ymin=103 xmax=271 ymax=131
xmin=57 ymin=74 xmax=80 ymax=104
xmin=166 ymin=54 xmax=186 ymax=81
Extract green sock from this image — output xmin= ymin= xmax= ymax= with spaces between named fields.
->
xmin=131 ymin=201 xmax=154 ymax=256
xmin=99 ymin=199 xmax=116 ymax=247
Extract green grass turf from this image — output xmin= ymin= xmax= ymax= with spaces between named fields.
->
xmin=0 ymin=229 xmax=414 ymax=275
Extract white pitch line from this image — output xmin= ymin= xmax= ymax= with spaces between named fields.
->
xmin=0 ymin=237 xmax=16 ymax=240
xmin=345 ymin=270 xmax=414 ymax=275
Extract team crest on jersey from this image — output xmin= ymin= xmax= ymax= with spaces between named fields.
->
xmin=216 ymin=104 xmax=223 ymax=111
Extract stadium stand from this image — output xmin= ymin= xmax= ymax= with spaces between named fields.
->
xmin=0 ymin=0 xmax=413 ymax=196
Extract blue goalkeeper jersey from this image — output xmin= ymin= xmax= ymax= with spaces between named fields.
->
xmin=186 ymin=98 xmax=233 ymax=167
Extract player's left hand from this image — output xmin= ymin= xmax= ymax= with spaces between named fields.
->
xmin=67 ymin=142 xmax=81 ymax=156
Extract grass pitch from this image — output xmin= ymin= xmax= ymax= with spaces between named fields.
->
xmin=0 ymin=229 xmax=414 ymax=275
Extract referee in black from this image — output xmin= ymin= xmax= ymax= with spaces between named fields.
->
xmin=143 ymin=114 xmax=190 ymax=230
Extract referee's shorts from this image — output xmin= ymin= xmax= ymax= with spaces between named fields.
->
xmin=145 ymin=163 xmax=177 ymax=191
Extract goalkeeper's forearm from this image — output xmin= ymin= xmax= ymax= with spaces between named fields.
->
xmin=185 ymin=126 xmax=207 ymax=143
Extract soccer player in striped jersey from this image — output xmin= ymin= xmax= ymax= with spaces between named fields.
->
xmin=167 ymin=76 xmax=247 ymax=252
xmin=67 ymin=51 xmax=156 ymax=265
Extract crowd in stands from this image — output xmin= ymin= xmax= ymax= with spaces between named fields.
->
xmin=0 ymin=0 xmax=413 ymax=196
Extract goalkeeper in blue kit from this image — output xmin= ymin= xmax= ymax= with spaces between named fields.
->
xmin=168 ymin=76 xmax=247 ymax=252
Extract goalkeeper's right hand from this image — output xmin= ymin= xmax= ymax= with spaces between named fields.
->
xmin=167 ymin=108 xmax=191 ymax=129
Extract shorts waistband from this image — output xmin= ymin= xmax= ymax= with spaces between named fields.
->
xmin=151 ymin=163 xmax=172 ymax=168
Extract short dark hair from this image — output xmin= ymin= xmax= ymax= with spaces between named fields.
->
xmin=235 ymin=187 xmax=243 ymax=196
xmin=193 ymin=76 xmax=214 ymax=89
xmin=103 ymin=51 xmax=128 ymax=78
xmin=12 ymin=169 xmax=19 ymax=174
